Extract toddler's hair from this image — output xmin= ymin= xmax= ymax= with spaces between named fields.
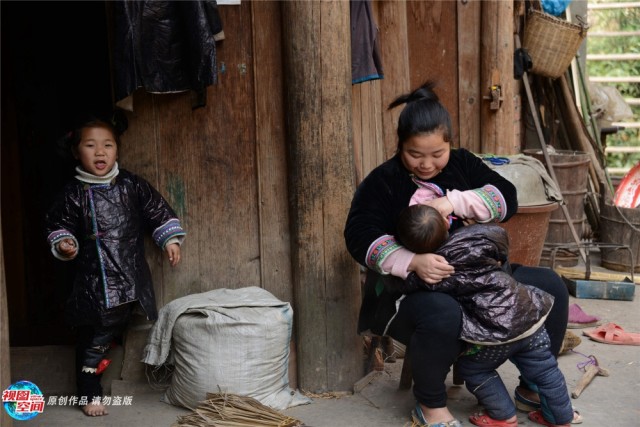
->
xmin=60 ymin=110 xmax=129 ymax=153
xmin=397 ymin=204 xmax=449 ymax=254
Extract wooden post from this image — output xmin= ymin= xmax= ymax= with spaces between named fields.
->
xmin=281 ymin=1 xmax=362 ymax=392
xmin=377 ymin=0 xmax=410 ymax=159
xmin=458 ymin=0 xmax=482 ymax=153
xmin=1 ymin=219 xmax=13 ymax=427
xmin=480 ymin=0 xmax=517 ymax=155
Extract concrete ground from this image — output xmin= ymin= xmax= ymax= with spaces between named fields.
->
xmin=9 ymin=264 xmax=640 ymax=426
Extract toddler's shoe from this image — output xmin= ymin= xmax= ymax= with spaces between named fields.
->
xmin=469 ymin=411 xmax=517 ymax=427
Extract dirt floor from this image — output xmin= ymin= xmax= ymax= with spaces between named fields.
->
xmin=9 ymin=255 xmax=640 ymax=427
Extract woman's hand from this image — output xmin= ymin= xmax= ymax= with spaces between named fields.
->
xmin=165 ymin=243 xmax=181 ymax=267
xmin=408 ymin=252 xmax=454 ymax=284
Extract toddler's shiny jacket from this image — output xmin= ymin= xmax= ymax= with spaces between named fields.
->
xmin=406 ymin=224 xmax=554 ymax=344
xmin=45 ymin=169 xmax=185 ymax=326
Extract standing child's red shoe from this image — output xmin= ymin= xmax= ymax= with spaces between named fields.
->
xmin=528 ymin=410 xmax=570 ymax=427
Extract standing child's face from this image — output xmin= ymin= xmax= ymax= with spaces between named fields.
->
xmin=74 ymin=126 xmax=118 ymax=176
xmin=400 ymin=132 xmax=450 ymax=180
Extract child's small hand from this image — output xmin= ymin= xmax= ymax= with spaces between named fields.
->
xmin=57 ymin=238 xmax=78 ymax=258
xmin=165 ymin=243 xmax=181 ymax=267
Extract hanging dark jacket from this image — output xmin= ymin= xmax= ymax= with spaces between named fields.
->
xmin=45 ymin=169 xmax=185 ymax=327
xmin=112 ymin=0 xmax=221 ymax=104
xmin=405 ymin=224 xmax=554 ymax=344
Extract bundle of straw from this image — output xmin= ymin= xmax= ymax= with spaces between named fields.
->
xmin=172 ymin=392 xmax=304 ymax=427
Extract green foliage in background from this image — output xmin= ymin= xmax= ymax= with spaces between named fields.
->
xmin=586 ymin=0 xmax=640 ymax=174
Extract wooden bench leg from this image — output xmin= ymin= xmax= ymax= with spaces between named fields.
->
xmin=364 ymin=336 xmax=384 ymax=373
xmin=399 ymin=345 xmax=412 ymax=390
xmin=452 ymin=360 xmax=464 ymax=386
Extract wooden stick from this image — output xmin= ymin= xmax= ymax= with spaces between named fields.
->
xmin=572 ymin=364 xmax=609 ymax=398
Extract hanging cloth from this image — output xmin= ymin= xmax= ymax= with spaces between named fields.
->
xmin=350 ymin=0 xmax=384 ymax=84
xmin=112 ymin=0 xmax=222 ymax=110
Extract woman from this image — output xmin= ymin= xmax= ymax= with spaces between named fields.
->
xmin=344 ymin=81 xmax=569 ymax=427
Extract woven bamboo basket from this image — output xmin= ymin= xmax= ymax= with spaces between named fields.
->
xmin=523 ymin=9 xmax=588 ymax=79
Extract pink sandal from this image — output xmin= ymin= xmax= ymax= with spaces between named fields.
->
xmin=469 ymin=412 xmax=517 ymax=427
xmin=583 ymin=322 xmax=640 ymax=346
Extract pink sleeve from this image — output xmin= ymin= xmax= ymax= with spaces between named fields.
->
xmin=446 ymin=189 xmax=492 ymax=222
xmin=380 ymin=247 xmax=415 ymax=279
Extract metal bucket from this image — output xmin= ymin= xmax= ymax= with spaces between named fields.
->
xmin=600 ymin=201 xmax=640 ymax=273
xmin=524 ymin=150 xmax=590 ymax=267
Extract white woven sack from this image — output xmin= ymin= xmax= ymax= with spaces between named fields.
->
xmin=143 ymin=287 xmax=310 ymax=411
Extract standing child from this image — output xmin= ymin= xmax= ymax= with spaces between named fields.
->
xmin=45 ymin=115 xmax=186 ymax=417
xmin=397 ymin=204 xmax=574 ymax=427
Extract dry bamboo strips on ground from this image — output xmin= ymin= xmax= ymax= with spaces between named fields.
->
xmin=172 ymin=393 xmax=303 ymax=427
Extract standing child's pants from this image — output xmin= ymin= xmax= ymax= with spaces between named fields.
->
xmin=75 ymin=303 xmax=133 ymax=402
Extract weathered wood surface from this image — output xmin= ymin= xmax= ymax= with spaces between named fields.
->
xmin=406 ymin=1 xmax=459 ymax=138
xmin=457 ymin=0 xmax=482 ymax=152
xmin=282 ymin=0 xmax=361 ymax=392
xmin=480 ymin=0 xmax=517 ymax=155
xmin=352 ymin=81 xmax=385 ymax=185
xmin=251 ymin=2 xmax=293 ymax=303
xmin=120 ymin=4 xmax=262 ymax=306
xmin=377 ymin=0 xmax=411 ymax=159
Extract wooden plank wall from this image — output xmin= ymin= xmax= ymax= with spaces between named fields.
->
xmin=352 ymin=0 xmax=517 ymax=183
xmin=281 ymin=0 xmax=362 ymax=393
xmin=119 ymin=3 xmax=295 ymax=307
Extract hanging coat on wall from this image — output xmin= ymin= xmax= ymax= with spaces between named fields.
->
xmin=112 ymin=0 xmax=222 ymax=109
xmin=350 ymin=0 xmax=384 ymax=84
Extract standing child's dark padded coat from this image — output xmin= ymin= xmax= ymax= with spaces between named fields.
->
xmin=45 ymin=168 xmax=185 ymax=327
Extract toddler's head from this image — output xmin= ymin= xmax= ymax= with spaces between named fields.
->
xmin=397 ymin=204 xmax=449 ymax=254
xmin=70 ymin=118 xmax=120 ymax=176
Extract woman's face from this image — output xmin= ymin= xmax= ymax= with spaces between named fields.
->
xmin=400 ymin=132 xmax=450 ymax=180
xmin=74 ymin=126 xmax=118 ymax=176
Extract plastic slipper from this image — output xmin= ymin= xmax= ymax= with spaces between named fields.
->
xmin=411 ymin=403 xmax=462 ymax=427
xmin=469 ymin=411 xmax=517 ymax=427
xmin=528 ymin=410 xmax=570 ymax=427
xmin=583 ymin=322 xmax=640 ymax=346
xmin=515 ymin=386 xmax=540 ymax=412
xmin=567 ymin=304 xmax=601 ymax=329
xmin=559 ymin=330 xmax=582 ymax=354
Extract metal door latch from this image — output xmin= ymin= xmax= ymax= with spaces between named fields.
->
xmin=483 ymin=85 xmax=503 ymax=110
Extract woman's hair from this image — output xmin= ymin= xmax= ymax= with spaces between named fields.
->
xmin=396 ymin=204 xmax=449 ymax=254
xmin=388 ymin=80 xmax=452 ymax=151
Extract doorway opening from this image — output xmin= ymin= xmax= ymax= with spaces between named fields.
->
xmin=1 ymin=1 xmax=113 ymax=346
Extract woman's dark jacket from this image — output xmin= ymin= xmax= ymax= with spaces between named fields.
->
xmin=45 ymin=169 xmax=185 ymax=327
xmin=405 ymin=224 xmax=554 ymax=344
xmin=344 ymin=148 xmax=518 ymax=335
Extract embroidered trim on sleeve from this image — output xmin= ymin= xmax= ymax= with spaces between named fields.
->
xmin=366 ymin=234 xmax=401 ymax=274
xmin=152 ymin=219 xmax=186 ymax=248
xmin=472 ymin=184 xmax=507 ymax=222
xmin=47 ymin=229 xmax=75 ymax=246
